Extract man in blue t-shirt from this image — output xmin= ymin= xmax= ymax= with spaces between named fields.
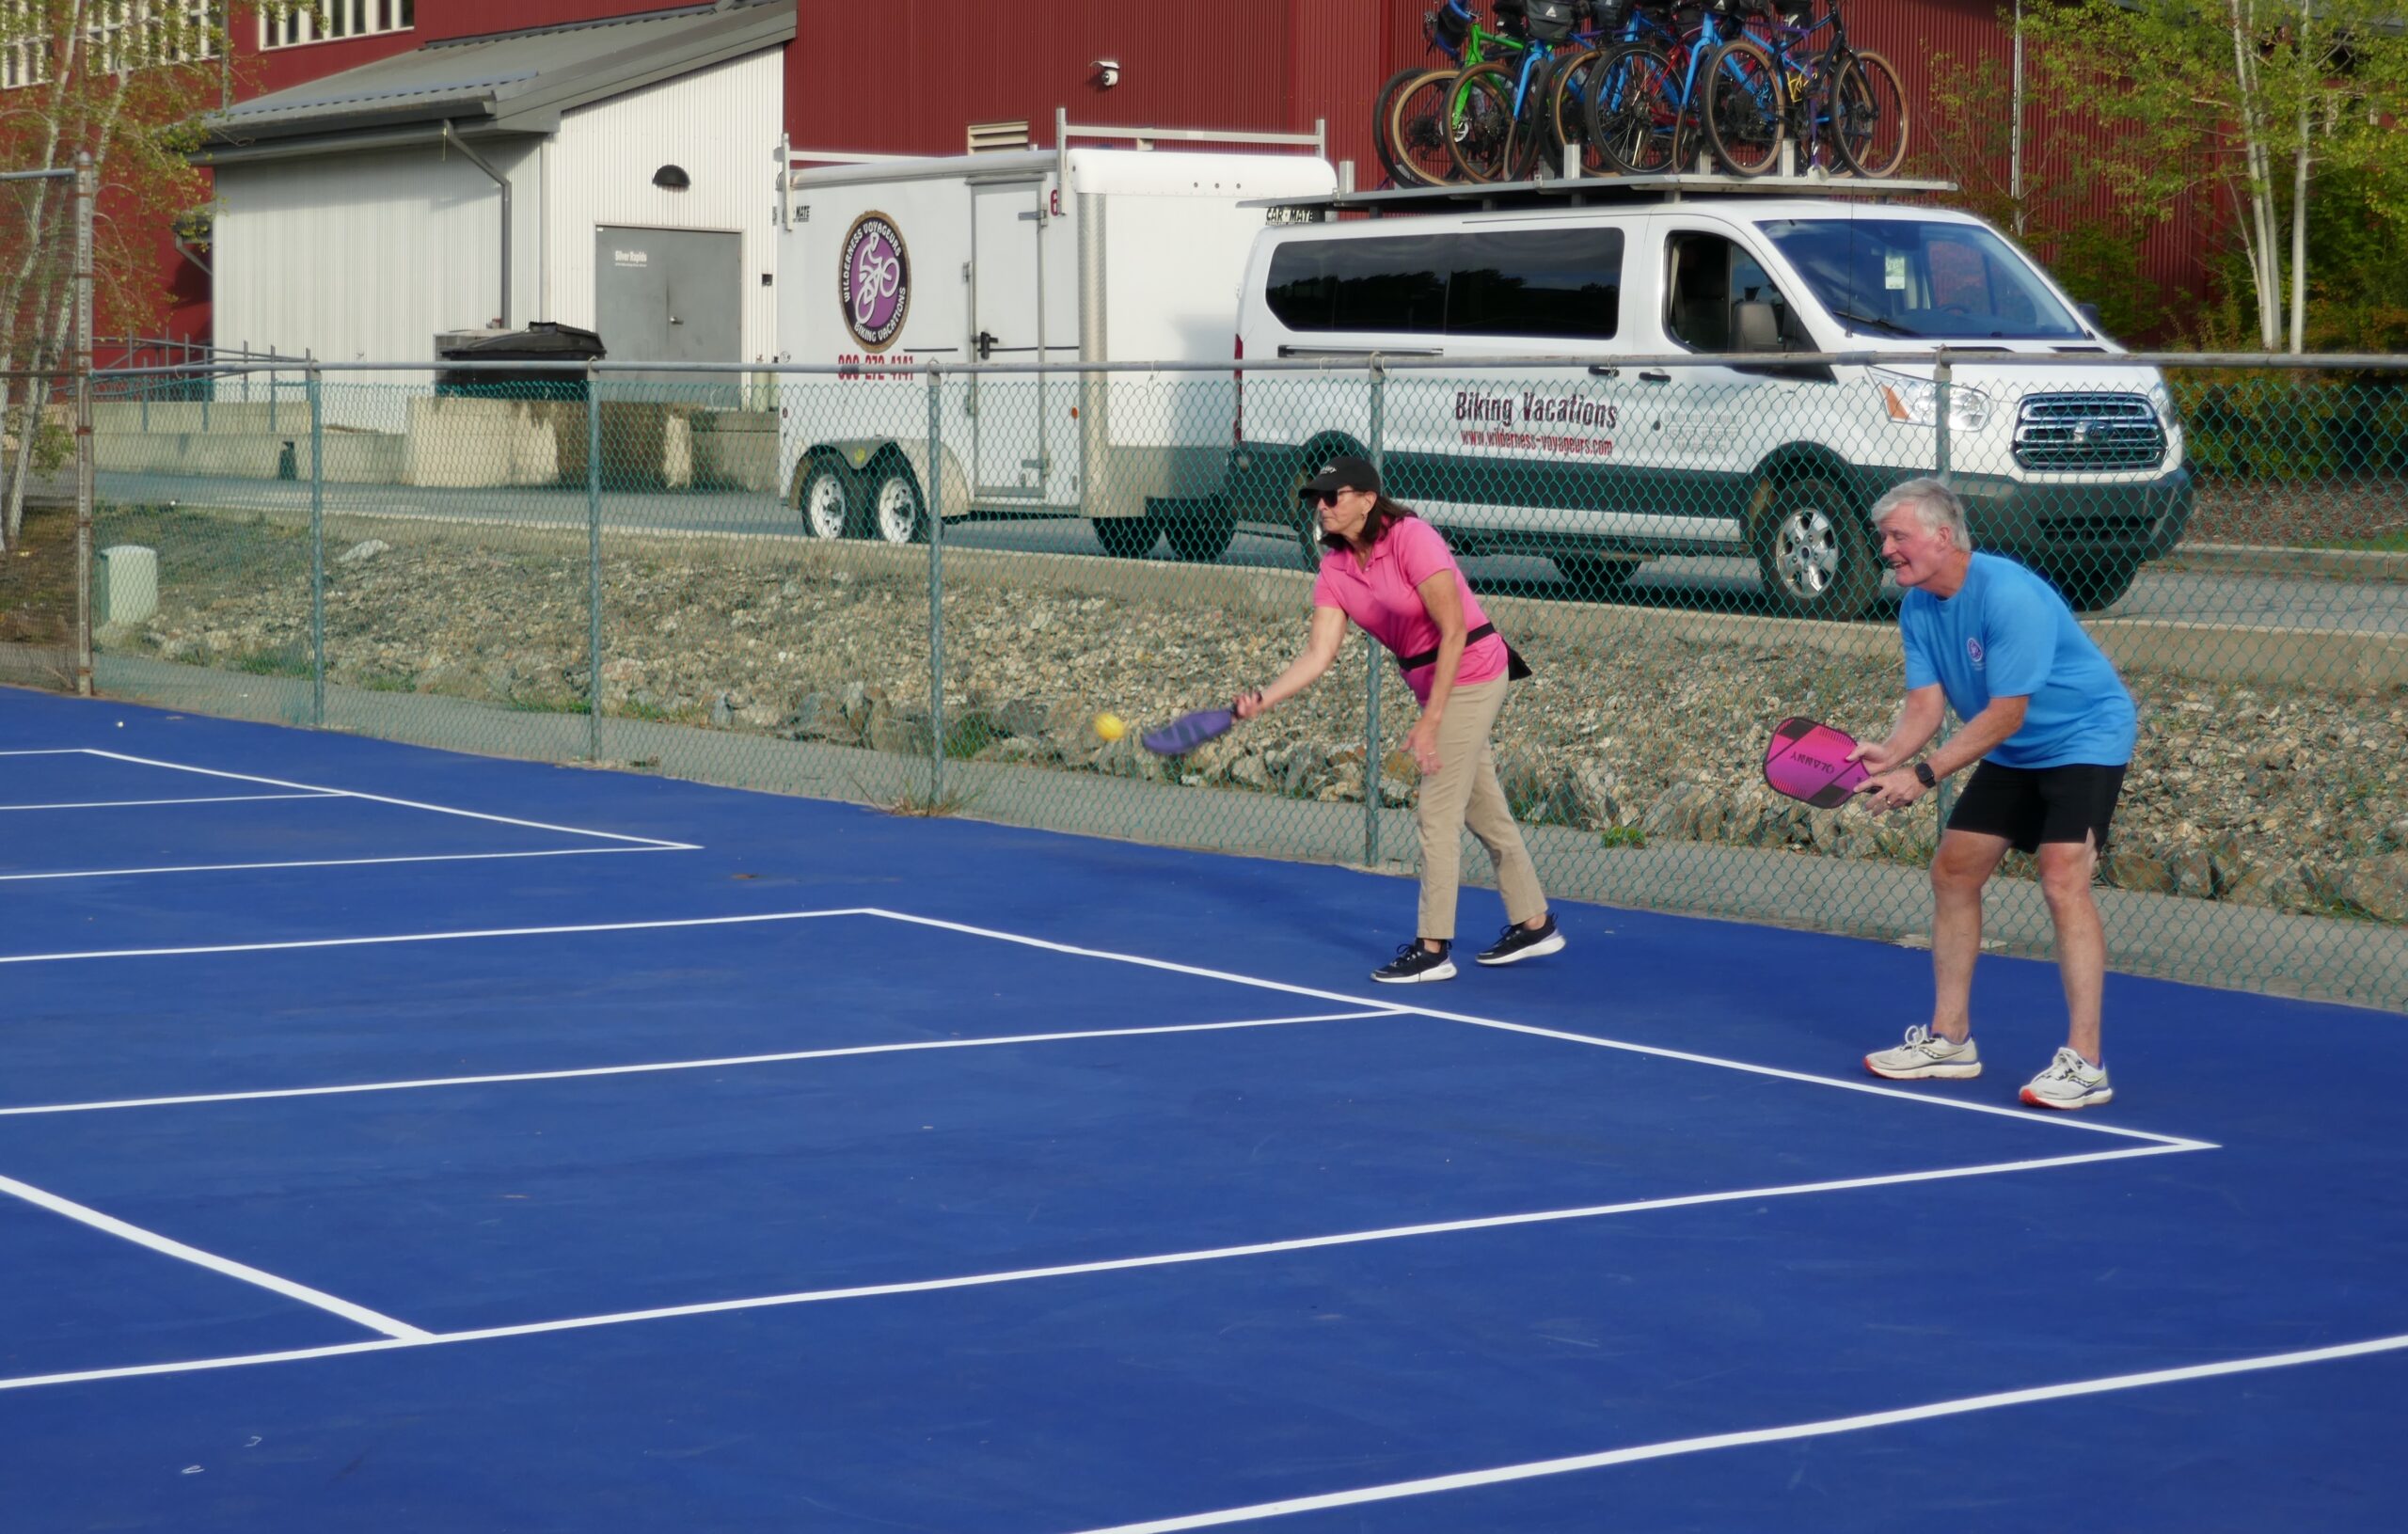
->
xmin=1849 ymin=478 xmax=2136 ymax=1111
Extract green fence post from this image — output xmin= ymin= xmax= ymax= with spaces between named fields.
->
xmin=1364 ymin=358 xmax=1387 ymax=867
xmin=927 ymin=365 xmax=947 ymax=805
xmin=308 ymin=360 xmax=325 ymax=726
xmin=587 ymin=363 xmax=603 ymax=764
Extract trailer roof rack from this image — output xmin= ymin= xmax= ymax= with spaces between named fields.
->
xmin=1244 ymin=171 xmax=1959 ymax=219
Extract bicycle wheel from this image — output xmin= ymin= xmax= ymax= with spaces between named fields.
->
xmin=1833 ymin=49 xmax=1909 ymax=179
xmin=1383 ymin=66 xmax=1464 ymax=186
xmin=1584 ymin=43 xmax=1683 ymax=176
xmin=1444 ymin=61 xmax=1527 ymax=184
xmin=1544 ymin=45 xmax=1608 ymax=176
xmin=1370 ymin=65 xmax=1428 ymax=186
xmin=1700 ymin=37 xmax=1787 ymax=177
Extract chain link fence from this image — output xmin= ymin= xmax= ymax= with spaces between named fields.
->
xmin=12 ymin=353 xmax=2402 ymax=1008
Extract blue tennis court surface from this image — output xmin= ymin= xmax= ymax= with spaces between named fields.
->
xmin=3 ymin=687 xmax=2402 ymax=1532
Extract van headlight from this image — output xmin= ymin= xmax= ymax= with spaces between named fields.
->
xmin=1875 ymin=370 xmax=1993 ymax=433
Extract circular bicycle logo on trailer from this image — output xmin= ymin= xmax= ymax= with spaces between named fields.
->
xmin=838 ymin=212 xmax=911 ymax=352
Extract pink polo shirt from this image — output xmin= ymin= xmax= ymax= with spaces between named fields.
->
xmin=1311 ymin=515 xmax=1507 ymax=704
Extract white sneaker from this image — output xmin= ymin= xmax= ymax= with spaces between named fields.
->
xmin=2020 ymin=1047 xmax=2113 ymax=1110
xmin=1865 ymin=1024 xmax=1982 ymax=1081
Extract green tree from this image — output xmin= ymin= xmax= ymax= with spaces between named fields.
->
xmin=2015 ymin=0 xmax=2408 ymax=353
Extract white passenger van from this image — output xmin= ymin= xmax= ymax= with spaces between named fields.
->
xmin=777 ymin=118 xmax=1335 ymax=561
xmin=1226 ymin=178 xmax=2192 ymax=615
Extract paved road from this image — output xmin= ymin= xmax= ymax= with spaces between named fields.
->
xmin=97 ymin=470 xmax=2408 ymax=633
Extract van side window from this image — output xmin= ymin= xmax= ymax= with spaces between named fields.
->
xmin=1447 ymin=228 xmax=1623 ymax=340
xmin=1264 ymin=235 xmax=1450 ymax=334
xmin=1664 ymin=231 xmax=1791 ymax=352
xmin=1264 ymin=229 xmax=1623 ymax=339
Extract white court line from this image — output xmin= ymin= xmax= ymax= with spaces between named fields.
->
xmin=0 ymin=1141 xmax=2194 ymax=1395
xmin=855 ymin=910 xmax=2217 ymax=1152
xmin=0 ymin=1173 xmax=428 ymax=1343
xmin=0 ymin=792 xmax=340 ymax=813
xmin=0 ymin=1012 xmax=1398 ymax=1116
xmin=0 ymin=845 xmax=689 ymax=885
xmin=0 ymin=749 xmax=90 ymax=756
xmin=72 ymin=749 xmax=696 ymax=849
xmin=1063 ymin=1329 xmax=2408 ymax=1533
xmin=0 ymin=908 xmax=872 ymax=964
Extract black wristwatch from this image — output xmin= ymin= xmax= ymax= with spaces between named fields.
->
xmin=1913 ymin=761 xmax=1938 ymax=788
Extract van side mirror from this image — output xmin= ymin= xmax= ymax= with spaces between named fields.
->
xmin=1734 ymin=300 xmax=1782 ymax=353
xmin=2078 ymin=302 xmax=2103 ymax=331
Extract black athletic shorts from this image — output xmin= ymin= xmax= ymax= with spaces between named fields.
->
xmin=1945 ymin=761 xmax=2128 ymax=855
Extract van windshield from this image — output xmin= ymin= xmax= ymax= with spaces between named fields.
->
xmin=1756 ymin=218 xmax=2086 ymax=340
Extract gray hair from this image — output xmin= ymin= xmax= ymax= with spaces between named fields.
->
xmin=1869 ymin=477 xmax=1972 ymax=552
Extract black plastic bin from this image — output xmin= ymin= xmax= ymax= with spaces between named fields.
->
xmin=435 ymin=322 xmax=605 ymax=401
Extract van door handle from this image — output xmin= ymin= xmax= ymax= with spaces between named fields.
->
xmin=1588 ymin=365 xmax=1620 ymax=378
xmin=1639 ymin=370 xmax=1671 ymax=384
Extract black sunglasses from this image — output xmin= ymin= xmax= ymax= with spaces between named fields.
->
xmin=1303 ymin=488 xmax=1352 ymax=508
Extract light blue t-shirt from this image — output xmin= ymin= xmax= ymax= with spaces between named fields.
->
xmin=1900 ymin=553 xmax=2136 ymax=768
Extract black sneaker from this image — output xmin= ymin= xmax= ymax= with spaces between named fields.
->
xmin=1475 ymin=915 xmax=1565 ymax=966
xmin=1371 ymin=940 xmax=1456 ymax=984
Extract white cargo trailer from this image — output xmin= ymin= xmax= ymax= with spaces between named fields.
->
xmin=775 ymin=119 xmax=1335 ymax=560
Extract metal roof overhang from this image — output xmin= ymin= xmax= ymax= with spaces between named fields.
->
xmin=193 ymin=0 xmax=792 ymax=166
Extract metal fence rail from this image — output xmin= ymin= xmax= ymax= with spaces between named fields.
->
xmin=11 ymin=352 xmax=2401 ymax=1008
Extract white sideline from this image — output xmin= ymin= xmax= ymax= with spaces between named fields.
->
xmin=0 ymin=1173 xmax=428 ymax=1342
xmin=0 ymin=845 xmax=689 ymax=883
xmin=0 ymin=792 xmax=339 ymax=812
xmin=0 ymin=909 xmax=874 ymax=964
xmin=0 ymin=1012 xmax=1400 ymax=1116
xmin=1062 ymin=1330 xmax=2408 ymax=1532
xmin=0 ymin=1141 xmax=2194 ymax=1395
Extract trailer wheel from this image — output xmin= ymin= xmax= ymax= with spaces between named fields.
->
xmin=1092 ymin=515 xmax=1161 ymax=559
xmin=867 ymin=464 xmax=927 ymax=545
xmin=1155 ymin=498 xmax=1235 ymax=562
xmin=797 ymin=459 xmax=856 ymax=541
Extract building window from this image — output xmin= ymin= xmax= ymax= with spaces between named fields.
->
xmin=261 ymin=0 xmax=413 ymax=50
xmin=5 ymin=0 xmax=219 ymax=87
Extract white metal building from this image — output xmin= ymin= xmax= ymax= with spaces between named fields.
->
xmin=198 ymin=1 xmax=791 ymax=407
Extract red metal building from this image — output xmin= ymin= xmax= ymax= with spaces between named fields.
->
xmin=16 ymin=0 xmax=2211 ymax=351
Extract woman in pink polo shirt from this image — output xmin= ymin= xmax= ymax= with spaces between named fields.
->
xmin=1232 ymin=455 xmax=1563 ymax=984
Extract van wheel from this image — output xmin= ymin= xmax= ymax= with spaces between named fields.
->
xmin=1753 ymin=477 xmax=1880 ymax=618
xmin=798 ymin=460 xmax=856 ymax=541
xmin=1093 ymin=515 xmax=1161 ymax=559
xmin=2037 ymin=556 xmax=2141 ymax=612
xmin=1551 ymin=554 xmax=1640 ymax=598
xmin=1158 ymin=499 xmax=1236 ymax=562
xmin=867 ymin=465 xmax=926 ymax=545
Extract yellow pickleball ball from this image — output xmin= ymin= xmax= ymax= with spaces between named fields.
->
xmin=1093 ymin=712 xmax=1126 ymax=742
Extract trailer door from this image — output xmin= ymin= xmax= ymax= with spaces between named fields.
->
xmin=969 ymin=182 xmax=1051 ymax=501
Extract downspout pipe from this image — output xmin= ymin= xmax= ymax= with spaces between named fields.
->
xmin=441 ymin=121 xmax=511 ymax=329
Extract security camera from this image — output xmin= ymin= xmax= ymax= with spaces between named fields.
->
xmin=1092 ymin=58 xmax=1120 ymax=88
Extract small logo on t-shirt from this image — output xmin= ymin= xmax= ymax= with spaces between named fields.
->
xmin=1966 ymin=637 xmax=1986 ymax=669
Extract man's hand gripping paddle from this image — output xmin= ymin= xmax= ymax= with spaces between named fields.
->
xmin=1764 ymin=716 xmax=1872 ymax=810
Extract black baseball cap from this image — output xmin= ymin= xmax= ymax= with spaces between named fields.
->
xmin=1300 ymin=455 xmax=1380 ymax=498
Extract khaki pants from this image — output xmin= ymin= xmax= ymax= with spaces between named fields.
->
xmin=1415 ymin=675 xmax=1548 ymax=941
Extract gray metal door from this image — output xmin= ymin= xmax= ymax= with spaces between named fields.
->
xmin=594 ymin=226 xmax=740 ymax=400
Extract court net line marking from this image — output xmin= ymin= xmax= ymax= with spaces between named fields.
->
xmin=0 ymin=792 xmax=340 ymax=813
xmin=1060 ymin=1328 xmax=2408 ymax=1533
xmin=0 ymin=907 xmax=2214 ymax=1153
xmin=0 ymin=909 xmax=872 ymax=964
xmin=0 ymin=1012 xmax=1401 ymax=1116
xmin=858 ymin=910 xmax=2216 ymax=1153
xmin=0 ymin=1173 xmax=429 ymax=1343
xmin=0 ymin=1141 xmax=2194 ymax=1394
xmin=41 ymin=749 xmax=698 ymax=848
xmin=0 ymin=845 xmax=690 ymax=884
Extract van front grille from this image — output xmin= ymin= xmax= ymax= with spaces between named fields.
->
xmin=2014 ymin=393 xmax=2167 ymax=470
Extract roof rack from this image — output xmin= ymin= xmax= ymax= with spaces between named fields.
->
xmin=1244 ymin=171 xmax=1958 ymax=219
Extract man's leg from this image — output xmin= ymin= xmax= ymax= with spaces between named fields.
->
xmin=2036 ymin=833 xmax=2105 ymax=1065
xmin=1929 ymin=829 xmax=2011 ymax=1043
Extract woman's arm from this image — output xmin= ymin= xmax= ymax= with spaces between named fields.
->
xmin=1235 ymin=606 xmax=1350 ymax=719
xmin=1402 ymin=570 xmax=1469 ymax=772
